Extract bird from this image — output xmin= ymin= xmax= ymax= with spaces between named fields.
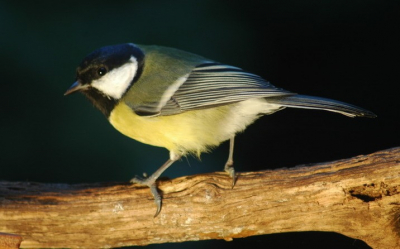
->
xmin=65 ymin=43 xmax=376 ymax=217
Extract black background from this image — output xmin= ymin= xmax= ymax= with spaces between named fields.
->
xmin=1 ymin=1 xmax=399 ymax=248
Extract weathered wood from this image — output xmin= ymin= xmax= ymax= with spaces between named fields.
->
xmin=0 ymin=147 xmax=399 ymax=248
xmin=0 ymin=232 xmax=22 ymax=249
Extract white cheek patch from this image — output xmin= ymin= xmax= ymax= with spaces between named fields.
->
xmin=91 ymin=57 xmax=138 ymax=99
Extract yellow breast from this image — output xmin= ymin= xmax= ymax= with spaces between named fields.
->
xmin=109 ymin=102 xmax=236 ymax=156
xmin=109 ymin=98 xmax=274 ymax=156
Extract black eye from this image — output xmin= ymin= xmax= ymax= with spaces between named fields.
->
xmin=97 ymin=67 xmax=107 ymax=76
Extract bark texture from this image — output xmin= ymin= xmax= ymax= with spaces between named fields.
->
xmin=0 ymin=233 xmax=22 ymax=249
xmin=0 ymin=147 xmax=399 ymax=248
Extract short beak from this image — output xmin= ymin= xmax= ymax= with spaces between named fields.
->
xmin=64 ymin=81 xmax=85 ymax=96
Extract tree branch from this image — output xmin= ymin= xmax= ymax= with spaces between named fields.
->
xmin=1 ymin=147 xmax=399 ymax=248
xmin=0 ymin=233 xmax=22 ymax=249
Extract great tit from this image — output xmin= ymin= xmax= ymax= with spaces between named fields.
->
xmin=65 ymin=43 xmax=376 ymax=217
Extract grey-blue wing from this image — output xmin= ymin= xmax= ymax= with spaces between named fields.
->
xmin=159 ymin=63 xmax=293 ymax=115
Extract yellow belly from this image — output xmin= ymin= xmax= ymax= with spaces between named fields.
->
xmin=108 ymin=102 xmax=237 ymax=156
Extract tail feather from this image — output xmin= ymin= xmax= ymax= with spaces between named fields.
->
xmin=266 ymin=95 xmax=376 ymax=118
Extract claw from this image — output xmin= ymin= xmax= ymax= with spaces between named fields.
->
xmin=149 ymin=184 xmax=162 ymax=217
xmin=224 ymin=162 xmax=237 ymax=188
xmin=130 ymin=176 xmax=162 ymax=217
xmin=129 ymin=154 xmax=180 ymax=217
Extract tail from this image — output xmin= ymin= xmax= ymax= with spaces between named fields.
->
xmin=266 ymin=95 xmax=376 ymax=118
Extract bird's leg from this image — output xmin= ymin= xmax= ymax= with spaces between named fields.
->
xmin=224 ymin=136 xmax=237 ymax=188
xmin=130 ymin=152 xmax=181 ymax=217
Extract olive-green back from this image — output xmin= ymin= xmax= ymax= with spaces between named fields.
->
xmin=122 ymin=45 xmax=211 ymax=113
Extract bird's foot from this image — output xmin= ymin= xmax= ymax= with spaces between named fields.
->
xmin=129 ymin=156 xmax=180 ymax=217
xmin=224 ymin=160 xmax=237 ymax=188
xmin=130 ymin=174 xmax=162 ymax=217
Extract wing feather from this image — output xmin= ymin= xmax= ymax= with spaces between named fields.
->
xmin=159 ymin=63 xmax=292 ymax=115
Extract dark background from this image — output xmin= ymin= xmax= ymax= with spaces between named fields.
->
xmin=1 ymin=1 xmax=399 ymax=248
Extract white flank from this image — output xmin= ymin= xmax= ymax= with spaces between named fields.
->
xmin=91 ymin=57 xmax=138 ymax=99
xmin=221 ymin=98 xmax=283 ymax=138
